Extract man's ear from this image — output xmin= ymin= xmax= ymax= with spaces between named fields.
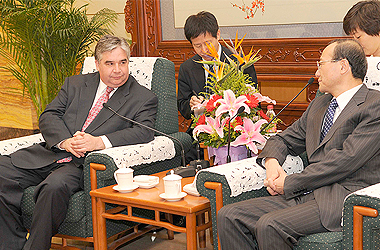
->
xmin=95 ymin=60 xmax=100 ymax=71
xmin=216 ymin=29 xmax=221 ymax=40
xmin=340 ymin=59 xmax=350 ymax=75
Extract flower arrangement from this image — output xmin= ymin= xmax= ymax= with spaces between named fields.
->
xmin=191 ymin=32 xmax=278 ymax=154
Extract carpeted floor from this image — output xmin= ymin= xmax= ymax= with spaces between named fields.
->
xmin=51 ymin=228 xmax=214 ymax=250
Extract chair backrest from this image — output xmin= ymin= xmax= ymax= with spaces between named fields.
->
xmin=81 ymin=57 xmax=178 ymax=135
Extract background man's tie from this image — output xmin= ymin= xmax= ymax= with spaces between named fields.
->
xmin=320 ymin=98 xmax=338 ymax=142
xmin=205 ymin=65 xmax=215 ymax=95
xmin=57 ymin=86 xmax=114 ymax=163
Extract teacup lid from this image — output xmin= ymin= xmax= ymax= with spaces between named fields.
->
xmin=163 ymin=170 xmax=182 ymax=181
xmin=115 ymin=167 xmax=133 ymax=173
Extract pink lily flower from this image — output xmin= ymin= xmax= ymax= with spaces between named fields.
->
xmin=231 ymin=118 xmax=267 ymax=154
xmin=252 ymin=92 xmax=276 ymax=105
xmin=215 ymin=89 xmax=250 ymax=118
xmin=193 ymin=116 xmax=227 ymax=140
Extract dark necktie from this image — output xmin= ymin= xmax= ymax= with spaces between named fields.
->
xmin=320 ymin=98 xmax=338 ymax=142
xmin=205 ymin=65 xmax=215 ymax=95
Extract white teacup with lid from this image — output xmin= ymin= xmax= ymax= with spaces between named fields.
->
xmin=163 ymin=170 xmax=182 ymax=197
xmin=114 ymin=167 xmax=134 ymax=190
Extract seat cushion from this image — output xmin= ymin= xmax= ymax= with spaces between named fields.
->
xmin=294 ymin=232 xmax=342 ymax=250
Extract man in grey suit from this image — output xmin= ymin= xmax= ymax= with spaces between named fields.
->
xmin=0 ymin=35 xmax=158 ymax=250
xmin=217 ymin=39 xmax=380 ymax=249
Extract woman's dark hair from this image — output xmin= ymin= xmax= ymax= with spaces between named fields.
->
xmin=343 ymin=0 xmax=380 ymax=36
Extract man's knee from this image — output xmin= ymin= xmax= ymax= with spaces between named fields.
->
xmin=33 ymin=175 xmax=71 ymax=204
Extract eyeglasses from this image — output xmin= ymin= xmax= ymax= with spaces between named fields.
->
xmin=316 ymin=59 xmax=340 ymax=68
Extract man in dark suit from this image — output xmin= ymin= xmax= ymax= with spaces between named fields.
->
xmin=0 ymin=35 xmax=158 ymax=250
xmin=217 ymin=39 xmax=380 ymax=249
xmin=177 ymin=11 xmax=257 ymax=163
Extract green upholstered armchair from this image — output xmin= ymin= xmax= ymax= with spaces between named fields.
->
xmin=196 ymin=162 xmax=380 ymax=250
xmin=0 ymin=57 xmax=192 ymax=249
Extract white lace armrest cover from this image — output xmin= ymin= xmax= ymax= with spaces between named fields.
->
xmin=89 ymin=136 xmax=175 ymax=168
xmin=195 ymin=155 xmax=304 ymax=197
xmin=82 ymin=57 xmax=158 ymax=90
xmin=0 ymin=133 xmax=45 ymax=155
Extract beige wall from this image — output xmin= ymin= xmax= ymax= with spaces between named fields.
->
xmin=76 ymin=0 xmax=130 ymax=40
xmin=0 ymin=0 xmax=128 ymax=130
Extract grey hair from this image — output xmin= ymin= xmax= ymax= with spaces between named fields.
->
xmin=94 ymin=35 xmax=130 ymax=62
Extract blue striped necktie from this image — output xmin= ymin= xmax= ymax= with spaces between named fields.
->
xmin=320 ymin=98 xmax=338 ymax=142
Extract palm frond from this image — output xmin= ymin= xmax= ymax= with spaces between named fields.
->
xmin=0 ymin=0 xmax=118 ymax=117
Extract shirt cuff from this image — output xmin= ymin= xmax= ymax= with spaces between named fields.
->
xmin=101 ymin=135 xmax=112 ymax=149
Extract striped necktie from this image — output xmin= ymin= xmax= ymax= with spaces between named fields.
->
xmin=320 ymin=98 xmax=338 ymax=143
xmin=205 ymin=65 xmax=215 ymax=95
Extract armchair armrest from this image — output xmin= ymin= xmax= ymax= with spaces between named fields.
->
xmin=0 ymin=133 xmax=44 ymax=155
xmin=343 ymin=183 xmax=380 ymax=250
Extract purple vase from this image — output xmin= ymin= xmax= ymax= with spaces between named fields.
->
xmin=207 ymin=145 xmax=248 ymax=165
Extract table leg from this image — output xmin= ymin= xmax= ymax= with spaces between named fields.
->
xmin=197 ymin=213 xmax=206 ymax=248
xmin=165 ymin=213 xmax=175 ymax=240
xmin=186 ymin=213 xmax=197 ymax=250
xmin=95 ymin=198 xmax=107 ymax=250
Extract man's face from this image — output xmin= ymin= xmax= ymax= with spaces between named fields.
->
xmin=190 ymin=31 xmax=220 ymax=60
xmin=95 ymin=47 xmax=129 ymax=88
xmin=351 ymin=29 xmax=380 ymax=56
xmin=315 ymin=43 xmax=341 ymax=94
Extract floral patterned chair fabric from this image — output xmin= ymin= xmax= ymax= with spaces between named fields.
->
xmin=3 ymin=57 xmax=193 ymax=248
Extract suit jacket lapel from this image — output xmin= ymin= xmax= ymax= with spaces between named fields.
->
xmin=84 ymin=76 xmax=131 ymax=133
xmin=315 ymin=85 xmax=368 ymax=150
xmin=308 ymin=94 xmax=332 ymax=153
xmin=75 ymin=73 xmax=100 ymax=130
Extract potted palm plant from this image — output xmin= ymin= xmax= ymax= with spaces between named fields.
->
xmin=0 ymin=0 xmax=118 ymax=118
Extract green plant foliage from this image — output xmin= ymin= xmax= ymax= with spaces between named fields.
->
xmin=0 ymin=0 xmax=118 ymax=117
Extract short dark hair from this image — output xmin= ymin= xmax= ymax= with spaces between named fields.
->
xmin=94 ymin=35 xmax=130 ymax=62
xmin=330 ymin=39 xmax=368 ymax=81
xmin=343 ymin=0 xmax=380 ymax=36
xmin=184 ymin=11 xmax=219 ymax=43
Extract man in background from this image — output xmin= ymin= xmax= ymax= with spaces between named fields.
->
xmin=177 ymin=11 xmax=257 ymax=163
xmin=218 ymin=39 xmax=380 ymax=249
xmin=0 ymin=35 xmax=158 ymax=250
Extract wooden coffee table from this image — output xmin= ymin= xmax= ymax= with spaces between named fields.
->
xmin=90 ymin=170 xmax=211 ymax=250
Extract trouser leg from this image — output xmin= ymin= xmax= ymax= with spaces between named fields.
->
xmin=218 ymin=192 xmax=328 ymax=250
xmin=255 ymin=198 xmax=327 ymax=250
xmin=23 ymin=163 xmax=82 ymax=250
xmin=0 ymin=156 xmax=43 ymax=250
xmin=218 ymin=195 xmax=296 ymax=250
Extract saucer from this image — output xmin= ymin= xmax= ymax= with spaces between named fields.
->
xmin=113 ymin=184 xmax=139 ymax=193
xmin=159 ymin=192 xmax=187 ymax=202
xmin=135 ymin=180 xmax=159 ymax=189
xmin=133 ymin=175 xmax=159 ymax=188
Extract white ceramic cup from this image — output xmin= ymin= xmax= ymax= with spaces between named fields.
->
xmin=163 ymin=171 xmax=182 ymax=197
xmin=114 ymin=167 xmax=134 ymax=190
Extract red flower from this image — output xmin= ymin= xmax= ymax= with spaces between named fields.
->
xmin=259 ymin=110 xmax=270 ymax=121
xmin=245 ymin=94 xmax=259 ymax=108
xmin=196 ymin=114 xmax=206 ymax=126
xmin=234 ymin=116 xmax=243 ymax=126
xmin=206 ymin=95 xmax=222 ymax=112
